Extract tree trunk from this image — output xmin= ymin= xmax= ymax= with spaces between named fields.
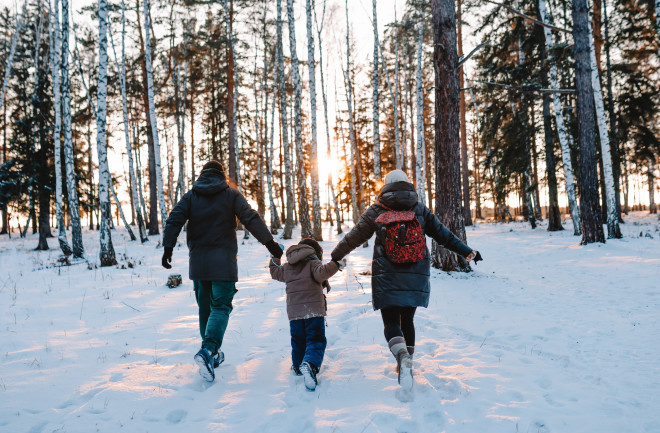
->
xmin=457 ymin=0 xmax=472 ymax=226
xmin=110 ymin=181 xmax=136 ymax=241
xmin=649 ymin=158 xmax=657 ymax=214
xmin=588 ymin=20 xmax=621 ymax=238
xmin=49 ymin=0 xmax=72 ymax=254
xmin=655 ymin=0 xmax=660 ymax=59
xmin=62 ymin=0 xmax=85 ymax=257
xmin=345 ymin=0 xmax=359 ymax=225
xmin=415 ymin=9 xmax=426 ymax=206
xmin=539 ymin=0 xmax=581 ymax=235
xmin=0 ymin=0 xmax=26 ymax=112
xmin=431 ymin=0 xmax=470 ymax=272
xmin=267 ymin=46 xmax=281 ymax=234
xmin=372 ymin=0 xmax=381 ymax=181
xmin=277 ymin=0 xmax=294 ymax=239
xmin=572 ymin=0 xmax=605 ymax=244
xmin=305 ymin=0 xmax=322 ymax=240
xmin=96 ymin=0 xmax=118 ymax=266
xmin=143 ymin=0 xmax=167 ymax=236
xmin=393 ymin=6 xmax=401 ymax=170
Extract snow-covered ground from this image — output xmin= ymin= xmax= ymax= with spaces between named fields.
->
xmin=1 ymin=213 xmax=658 ymax=433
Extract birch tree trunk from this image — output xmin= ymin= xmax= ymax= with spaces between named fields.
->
xmin=288 ymin=0 xmax=313 ymax=239
xmin=345 ymin=0 xmax=359 ymax=224
xmin=96 ymin=0 xmax=117 ymax=266
xmin=277 ymin=0 xmax=294 ymax=239
xmin=143 ymin=0 xmax=167 ymax=235
xmin=372 ymin=0 xmax=381 ymax=181
xmin=109 ymin=0 xmax=147 ymax=242
xmin=572 ymin=0 xmax=605 ymax=244
xmin=457 ymin=0 xmax=472 ymax=226
xmin=539 ymin=0 xmax=581 ymax=235
xmin=61 ymin=0 xmax=84 ymax=258
xmin=110 ymin=180 xmax=136 ymax=241
xmin=314 ymin=0 xmax=341 ymax=233
xmin=393 ymin=6 xmax=402 ymax=170
xmin=431 ymin=0 xmax=470 ymax=272
xmin=267 ymin=45 xmax=281 ymax=233
xmin=0 ymin=0 xmax=27 ymax=112
xmin=415 ymin=8 xmax=426 ymax=206
xmin=49 ymin=0 xmax=72 ymax=255
xmin=306 ymin=0 xmax=322 ymax=240
xmin=588 ymin=19 xmax=621 ymax=239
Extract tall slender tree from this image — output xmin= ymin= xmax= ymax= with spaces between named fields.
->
xmin=0 ymin=0 xmax=27 ymax=112
xmin=415 ymin=5 xmax=426 ymax=206
xmin=431 ymin=0 xmax=469 ymax=272
xmin=457 ymin=0 xmax=471 ymax=225
xmin=372 ymin=0 xmax=381 ymax=181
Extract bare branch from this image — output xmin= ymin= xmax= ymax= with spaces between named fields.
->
xmin=485 ymin=0 xmax=571 ymax=34
xmin=458 ymin=39 xmax=491 ymax=68
xmin=470 ymin=79 xmax=575 ymax=94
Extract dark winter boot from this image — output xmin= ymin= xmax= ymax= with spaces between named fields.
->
xmin=407 ymin=346 xmax=415 ymax=361
xmin=292 ymin=365 xmax=303 ymax=376
xmin=388 ymin=337 xmax=413 ymax=390
xmin=212 ymin=351 xmax=225 ymax=369
xmin=194 ymin=348 xmax=215 ymax=382
xmin=299 ymin=361 xmax=319 ymax=391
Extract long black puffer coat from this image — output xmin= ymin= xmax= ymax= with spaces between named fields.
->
xmin=331 ymin=181 xmax=473 ymax=310
xmin=163 ymin=170 xmax=273 ymax=281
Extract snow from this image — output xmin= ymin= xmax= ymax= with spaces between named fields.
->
xmin=1 ymin=213 xmax=659 ymax=433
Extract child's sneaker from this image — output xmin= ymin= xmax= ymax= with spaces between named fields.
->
xmin=213 ymin=351 xmax=224 ymax=369
xmin=194 ymin=348 xmax=215 ymax=382
xmin=299 ymin=361 xmax=318 ymax=391
xmin=291 ymin=365 xmax=302 ymax=376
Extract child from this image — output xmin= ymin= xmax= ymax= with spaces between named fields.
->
xmin=269 ymin=238 xmax=345 ymax=391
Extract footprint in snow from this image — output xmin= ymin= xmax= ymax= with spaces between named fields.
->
xmin=166 ymin=409 xmax=187 ymax=424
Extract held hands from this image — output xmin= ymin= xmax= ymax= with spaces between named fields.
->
xmin=333 ymin=258 xmax=347 ymax=271
xmin=161 ymin=247 xmax=173 ymax=269
xmin=466 ymin=250 xmax=483 ymax=264
xmin=266 ymin=240 xmax=284 ymax=259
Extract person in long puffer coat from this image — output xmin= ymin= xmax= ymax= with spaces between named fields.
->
xmin=330 ymin=170 xmax=482 ymax=389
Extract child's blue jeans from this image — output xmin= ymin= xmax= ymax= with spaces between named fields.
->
xmin=290 ymin=316 xmax=327 ymax=370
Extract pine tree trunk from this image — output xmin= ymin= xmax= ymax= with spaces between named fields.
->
xmin=62 ymin=0 xmax=84 ymax=257
xmin=345 ymin=0 xmax=359 ymax=225
xmin=314 ymin=0 xmax=341 ymax=233
xmin=221 ymin=0 xmax=238 ymax=183
xmin=431 ymin=0 xmax=470 ymax=272
xmin=96 ymin=0 xmax=118 ymax=265
xmin=143 ymin=0 xmax=167 ymax=236
xmin=277 ymin=0 xmax=294 ymax=239
xmin=305 ymin=0 xmax=322 ymax=240
xmin=372 ymin=0 xmax=381 ymax=181
xmin=109 ymin=0 xmax=147 ymax=242
xmin=539 ymin=0 xmax=581 ymax=235
xmin=572 ymin=0 xmax=605 ymax=244
xmin=393 ymin=6 xmax=402 ymax=170
xmin=49 ymin=0 xmax=72 ymax=254
xmin=457 ymin=0 xmax=472 ymax=226
xmin=415 ymin=9 xmax=426 ymax=206
xmin=588 ymin=20 xmax=621 ymax=239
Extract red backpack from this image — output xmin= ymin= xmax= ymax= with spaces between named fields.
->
xmin=375 ymin=207 xmax=426 ymax=264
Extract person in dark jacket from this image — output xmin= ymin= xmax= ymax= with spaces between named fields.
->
xmin=330 ymin=170 xmax=482 ymax=389
xmin=269 ymin=238 xmax=345 ymax=391
xmin=162 ymin=160 xmax=283 ymax=382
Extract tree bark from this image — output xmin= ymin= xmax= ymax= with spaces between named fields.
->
xmin=267 ymin=45 xmax=281 ymax=233
xmin=431 ymin=0 xmax=470 ymax=272
xmin=372 ymin=0 xmax=381 ymax=181
xmin=415 ymin=7 xmax=426 ymax=206
xmin=344 ymin=0 xmax=359 ymax=225
xmin=539 ymin=0 xmax=581 ymax=235
xmin=572 ymin=0 xmax=605 ymax=244
xmin=648 ymin=158 xmax=657 ymax=214
xmin=222 ymin=0 xmax=237 ymax=184
xmin=0 ymin=0 xmax=26 ymax=112
xmin=457 ymin=0 xmax=472 ymax=226
xmin=393 ymin=6 xmax=401 ymax=170
xmin=62 ymin=0 xmax=85 ymax=257
xmin=655 ymin=0 xmax=660 ymax=59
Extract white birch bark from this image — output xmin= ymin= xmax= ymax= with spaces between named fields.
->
xmin=61 ymin=0 xmax=84 ymax=257
xmin=143 ymin=0 xmax=167 ymax=234
xmin=267 ymin=45 xmax=281 ymax=233
xmin=393 ymin=6 xmax=401 ymax=170
xmin=372 ymin=0 xmax=381 ymax=180
xmin=306 ymin=0 xmax=322 ymax=240
xmin=277 ymin=0 xmax=294 ymax=239
xmin=344 ymin=0 xmax=358 ymax=224
xmin=588 ymin=19 xmax=621 ymax=238
xmin=49 ymin=0 xmax=72 ymax=255
xmin=287 ymin=0 xmax=313 ymax=239
xmin=96 ymin=0 xmax=117 ymax=265
xmin=539 ymin=0 xmax=582 ymax=235
xmin=0 ymin=0 xmax=27 ymax=111
xmin=415 ymin=9 xmax=426 ymax=206
xmin=313 ymin=0 xmax=341 ymax=233
xmin=109 ymin=0 xmax=147 ymax=242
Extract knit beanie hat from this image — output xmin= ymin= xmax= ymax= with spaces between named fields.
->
xmin=384 ymin=169 xmax=409 ymax=184
xmin=299 ymin=238 xmax=323 ymax=261
xmin=201 ymin=160 xmax=225 ymax=177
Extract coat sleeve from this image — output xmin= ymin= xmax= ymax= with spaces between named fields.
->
xmin=310 ymin=260 xmax=340 ymax=283
xmin=163 ymin=192 xmax=191 ymax=249
xmin=234 ymin=191 xmax=274 ymax=245
xmin=269 ymin=258 xmax=286 ymax=282
xmin=330 ymin=206 xmax=378 ymax=261
xmin=423 ymin=206 xmax=473 ymax=258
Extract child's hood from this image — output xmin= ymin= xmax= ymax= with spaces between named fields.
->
xmin=286 ymin=244 xmax=317 ymax=264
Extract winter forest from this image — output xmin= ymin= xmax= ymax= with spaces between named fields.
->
xmin=0 ymin=0 xmax=659 ymax=431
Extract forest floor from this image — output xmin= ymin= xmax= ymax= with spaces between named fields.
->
xmin=0 ymin=212 xmax=659 ymax=433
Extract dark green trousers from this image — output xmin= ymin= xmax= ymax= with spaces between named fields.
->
xmin=193 ymin=280 xmax=237 ymax=355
